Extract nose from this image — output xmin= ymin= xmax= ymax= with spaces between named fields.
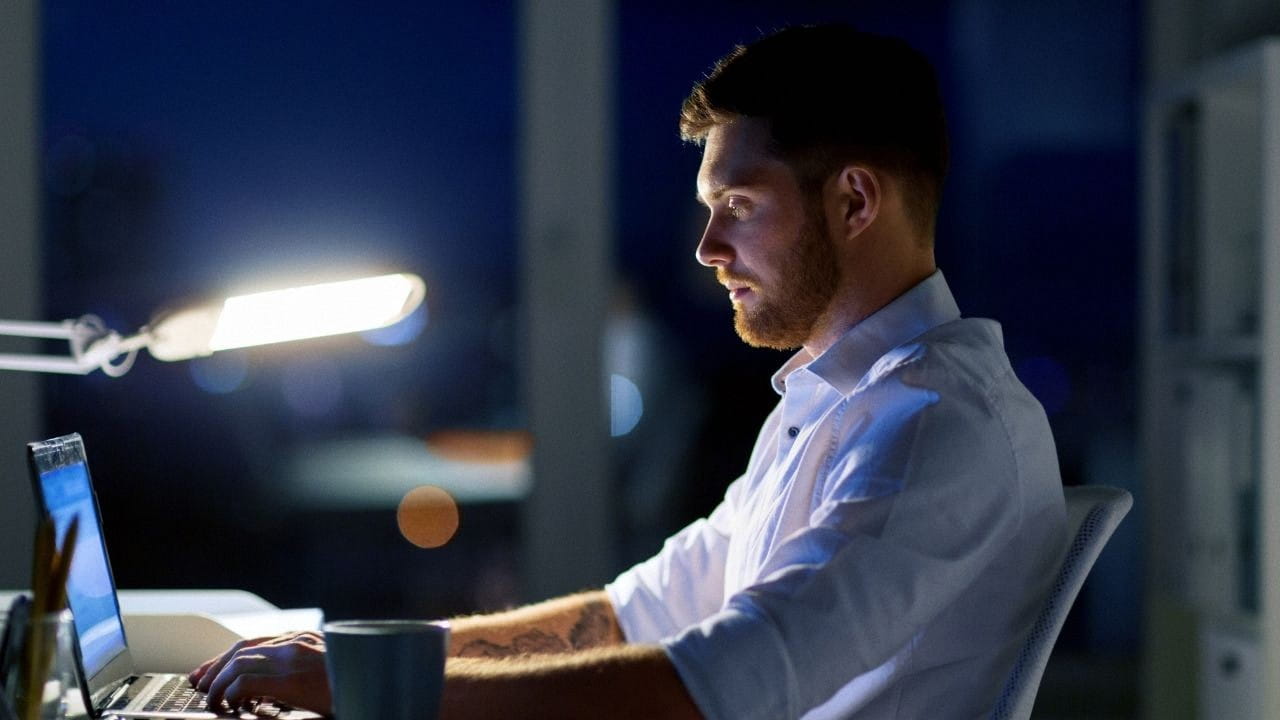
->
xmin=695 ymin=218 xmax=732 ymax=267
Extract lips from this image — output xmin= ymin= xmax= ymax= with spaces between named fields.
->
xmin=716 ymin=269 xmax=758 ymax=303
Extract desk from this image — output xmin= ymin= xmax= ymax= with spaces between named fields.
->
xmin=1 ymin=590 xmax=320 ymax=675
xmin=2 ymin=590 xmax=322 ymax=720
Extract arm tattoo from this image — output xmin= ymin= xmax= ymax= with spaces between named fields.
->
xmin=512 ymin=630 xmax=571 ymax=654
xmin=568 ymin=599 xmax=616 ymax=649
xmin=456 ymin=630 xmax=570 ymax=658
xmin=454 ymin=599 xmax=617 ymax=658
xmin=457 ymin=638 xmax=512 ymax=658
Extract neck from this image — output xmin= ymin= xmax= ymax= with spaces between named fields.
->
xmin=802 ymin=241 xmax=936 ymax=358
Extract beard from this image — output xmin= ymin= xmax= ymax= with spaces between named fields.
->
xmin=721 ymin=208 xmax=839 ymax=350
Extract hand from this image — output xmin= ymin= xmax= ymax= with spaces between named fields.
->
xmin=188 ymin=631 xmax=332 ymax=714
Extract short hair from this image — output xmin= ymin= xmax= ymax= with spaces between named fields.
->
xmin=680 ymin=25 xmax=949 ymax=237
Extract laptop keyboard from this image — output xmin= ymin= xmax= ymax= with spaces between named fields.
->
xmin=111 ymin=675 xmax=287 ymax=717
xmin=141 ymin=676 xmax=207 ymax=712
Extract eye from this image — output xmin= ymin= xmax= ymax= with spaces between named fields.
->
xmin=725 ymin=196 xmax=752 ymax=219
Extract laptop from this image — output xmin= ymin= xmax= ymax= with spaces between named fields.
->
xmin=28 ymin=433 xmax=318 ymax=719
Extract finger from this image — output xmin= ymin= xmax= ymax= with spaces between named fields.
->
xmin=191 ymin=639 xmax=251 ymax=688
xmin=239 ymin=639 xmax=331 ymax=713
xmin=205 ymin=653 xmax=269 ymax=710
xmin=188 ymin=657 xmax=215 ymax=684
xmin=273 ymin=640 xmax=333 ymax=713
xmin=220 ymin=673 xmax=287 ymax=711
xmin=290 ymin=630 xmax=324 ymax=645
xmin=260 ymin=631 xmax=320 ymax=648
xmin=194 ymin=636 xmax=278 ymax=691
xmin=191 ymin=638 xmax=261 ymax=682
xmin=189 ymin=644 xmax=249 ymax=684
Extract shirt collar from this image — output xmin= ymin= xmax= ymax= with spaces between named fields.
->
xmin=770 ymin=270 xmax=961 ymax=396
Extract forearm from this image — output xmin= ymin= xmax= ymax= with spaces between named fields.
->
xmin=440 ymin=644 xmax=701 ymax=720
xmin=449 ymin=590 xmax=624 ymax=657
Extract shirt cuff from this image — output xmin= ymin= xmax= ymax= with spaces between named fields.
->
xmin=604 ymin=575 xmax=643 ymax=643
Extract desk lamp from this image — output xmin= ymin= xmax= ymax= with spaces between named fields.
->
xmin=0 ymin=273 xmax=425 ymax=377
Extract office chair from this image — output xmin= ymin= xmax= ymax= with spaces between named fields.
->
xmin=990 ymin=485 xmax=1133 ymax=720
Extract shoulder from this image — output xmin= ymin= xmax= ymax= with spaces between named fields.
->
xmin=859 ymin=318 xmax=1013 ymax=399
xmin=840 ymin=317 xmax=1017 ymax=438
xmin=822 ymin=318 xmax=1052 ymax=501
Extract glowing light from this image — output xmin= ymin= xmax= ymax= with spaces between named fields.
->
xmin=211 ymin=274 xmax=424 ymax=351
xmin=189 ymin=350 xmax=249 ymax=394
xmin=425 ymin=430 xmax=533 ymax=463
xmin=397 ymin=485 xmax=460 ymax=549
xmin=610 ymin=374 xmax=643 ymax=437
xmin=147 ymin=273 xmax=425 ymax=361
xmin=362 ymin=303 xmax=429 ymax=347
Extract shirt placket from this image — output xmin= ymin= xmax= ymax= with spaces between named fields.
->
xmin=737 ymin=371 xmax=826 ymax=575
xmin=778 ymin=370 xmax=820 ymax=455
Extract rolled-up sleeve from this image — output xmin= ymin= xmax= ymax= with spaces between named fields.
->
xmin=607 ymin=481 xmax=740 ymax=643
xmin=661 ymin=366 xmax=1034 ymax=719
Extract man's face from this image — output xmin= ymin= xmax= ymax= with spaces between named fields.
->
xmin=695 ymin=119 xmax=839 ymax=350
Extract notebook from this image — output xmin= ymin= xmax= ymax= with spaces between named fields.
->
xmin=28 ymin=433 xmax=319 ymax=719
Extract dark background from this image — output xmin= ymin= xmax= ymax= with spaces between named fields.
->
xmin=35 ymin=0 xmax=1142 ymax=711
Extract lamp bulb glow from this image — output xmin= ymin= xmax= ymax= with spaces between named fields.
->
xmin=147 ymin=273 xmax=426 ymax=362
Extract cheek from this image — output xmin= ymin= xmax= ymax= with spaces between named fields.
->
xmin=755 ymin=220 xmax=805 ymax=266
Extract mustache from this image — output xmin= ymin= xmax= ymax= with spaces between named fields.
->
xmin=715 ymin=268 xmax=760 ymax=287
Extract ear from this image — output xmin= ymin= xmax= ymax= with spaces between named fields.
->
xmin=828 ymin=165 xmax=881 ymax=241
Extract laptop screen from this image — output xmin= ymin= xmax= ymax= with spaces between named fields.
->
xmin=31 ymin=437 xmax=129 ymax=681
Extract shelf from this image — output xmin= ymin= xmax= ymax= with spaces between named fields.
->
xmin=1142 ymin=36 xmax=1280 ymax=720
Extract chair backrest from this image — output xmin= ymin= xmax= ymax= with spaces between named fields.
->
xmin=989 ymin=485 xmax=1133 ymax=720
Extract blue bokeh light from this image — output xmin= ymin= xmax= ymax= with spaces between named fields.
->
xmin=189 ymin=350 xmax=249 ymax=395
xmin=361 ymin=302 xmax=428 ymax=347
xmin=610 ymin=373 xmax=644 ymax=437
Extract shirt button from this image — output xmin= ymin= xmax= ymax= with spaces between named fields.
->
xmin=787 ymin=426 xmax=799 ymax=438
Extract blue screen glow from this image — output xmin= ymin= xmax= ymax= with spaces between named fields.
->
xmin=40 ymin=462 xmax=127 ymax=678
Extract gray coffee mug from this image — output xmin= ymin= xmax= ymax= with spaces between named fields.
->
xmin=323 ymin=620 xmax=451 ymax=720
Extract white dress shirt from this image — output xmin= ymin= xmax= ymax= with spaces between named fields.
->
xmin=606 ymin=271 xmax=1067 ymax=719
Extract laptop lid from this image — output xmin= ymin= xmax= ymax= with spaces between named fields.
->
xmin=28 ymin=433 xmax=137 ymax=712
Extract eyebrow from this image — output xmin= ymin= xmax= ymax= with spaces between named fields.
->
xmin=694 ymin=175 xmax=770 ymax=207
xmin=696 ymin=154 xmax=781 ymax=203
xmin=694 ymin=187 xmax=726 ymax=207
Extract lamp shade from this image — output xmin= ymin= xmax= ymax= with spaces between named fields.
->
xmin=147 ymin=273 xmax=425 ymax=361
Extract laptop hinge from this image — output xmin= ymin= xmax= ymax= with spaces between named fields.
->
xmin=95 ymin=676 xmax=131 ymax=711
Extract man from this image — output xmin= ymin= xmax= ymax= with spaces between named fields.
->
xmin=191 ymin=25 xmax=1067 ymax=719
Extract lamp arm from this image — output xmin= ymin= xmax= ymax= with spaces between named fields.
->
xmin=0 ymin=319 xmax=84 ymax=340
xmin=0 ymin=271 xmax=426 ymax=375
xmin=0 ymin=316 xmax=146 ymax=376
